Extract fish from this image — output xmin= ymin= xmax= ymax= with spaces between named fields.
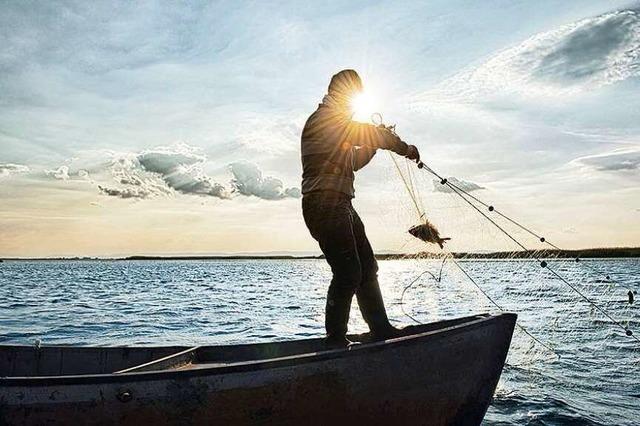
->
xmin=408 ymin=221 xmax=451 ymax=249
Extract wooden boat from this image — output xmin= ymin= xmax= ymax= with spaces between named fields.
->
xmin=0 ymin=313 xmax=516 ymax=426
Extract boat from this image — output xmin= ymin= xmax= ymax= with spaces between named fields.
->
xmin=0 ymin=313 xmax=516 ymax=425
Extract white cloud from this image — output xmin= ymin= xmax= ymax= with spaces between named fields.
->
xmin=572 ymin=149 xmax=640 ymax=172
xmin=137 ymin=144 xmax=230 ymax=198
xmin=432 ymin=176 xmax=485 ymax=193
xmin=230 ymin=161 xmax=301 ymax=200
xmin=39 ymin=143 xmax=300 ymax=201
xmin=44 ymin=165 xmax=70 ymax=180
xmin=98 ymin=185 xmax=152 ymax=199
xmin=96 ymin=152 xmax=171 ymax=200
xmin=420 ymin=8 xmax=640 ymax=102
xmin=0 ymin=163 xmax=30 ymax=179
xmin=93 ymin=144 xmax=229 ymax=200
xmin=284 ymin=187 xmax=302 ymax=198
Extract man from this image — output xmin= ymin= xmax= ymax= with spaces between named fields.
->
xmin=300 ymin=69 xmax=420 ymax=347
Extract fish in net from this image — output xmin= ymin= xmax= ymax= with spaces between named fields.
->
xmin=408 ymin=220 xmax=451 ymax=249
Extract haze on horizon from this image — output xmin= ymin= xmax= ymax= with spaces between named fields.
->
xmin=1 ymin=0 xmax=639 ymax=258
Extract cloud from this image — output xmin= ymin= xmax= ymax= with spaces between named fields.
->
xmin=230 ymin=161 xmax=301 ymax=200
xmin=96 ymin=153 xmax=171 ymax=199
xmin=40 ymin=143 xmax=300 ymax=201
xmin=572 ymin=149 xmax=640 ymax=172
xmin=44 ymin=165 xmax=70 ymax=180
xmin=284 ymin=187 xmax=302 ymax=198
xmin=137 ymin=146 xmax=205 ymax=174
xmin=432 ymin=176 xmax=485 ymax=193
xmin=137 ymin=145 xmax=230 ymax=198
xmin=422 ymin=8 xmax=640 ymax=101
xmin=93 ymin=145 xmax=229 ymax=200
xmin=0 ymin=163 xmax=30 ymax=179
xmin=527 ymin=9 xmax=640 ymax=87
xmin=98 ymin=185 xmax=152 ymax=199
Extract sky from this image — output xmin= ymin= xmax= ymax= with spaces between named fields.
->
xmin=1 ymin=0 xmax=639 ymax=257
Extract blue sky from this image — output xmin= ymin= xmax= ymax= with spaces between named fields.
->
xmin=1 ymin=0 xmax=639 ymax=257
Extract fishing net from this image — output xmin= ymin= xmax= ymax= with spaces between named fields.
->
xmin=366 ymin=148 xmax=638 ymax=375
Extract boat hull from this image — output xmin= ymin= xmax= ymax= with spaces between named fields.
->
xmin=0 ymin=313 xmax=516 ymax=425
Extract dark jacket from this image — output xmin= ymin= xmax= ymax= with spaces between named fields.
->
xmin=300 ymin=100 xmax=408 ymax=197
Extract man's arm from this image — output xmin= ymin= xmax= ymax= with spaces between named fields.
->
xmin=347 ymin=121 xmax=409 ymax=155
xmin=347 ymin=120 xmax=420 ymax=163
xmin=353 ymin=146 xmax=377 ymax=171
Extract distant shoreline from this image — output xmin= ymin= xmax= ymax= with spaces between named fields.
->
xmin=2 ymin=247 xmax=639 ymax=261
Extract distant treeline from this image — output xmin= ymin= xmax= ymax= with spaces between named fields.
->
xmin=2 ymin=247 xmax=639 ymax=261
xmin=377 ymin=247 xmax=640 ymax=260
xmin=125 ymin=255 xmax=313 ymax=260
xmin=129 ymin=247 xmax=640 ymax=260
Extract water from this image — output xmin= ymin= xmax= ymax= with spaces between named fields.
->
xmin=1 ymin=259 xmax=638 ymax=425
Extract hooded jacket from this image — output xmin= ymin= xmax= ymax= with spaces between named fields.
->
xmin=300 ymin=95 xmax=409 ymax=197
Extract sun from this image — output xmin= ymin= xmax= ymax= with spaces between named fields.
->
xmin=350 ymin=90 xmax=379 ymax=123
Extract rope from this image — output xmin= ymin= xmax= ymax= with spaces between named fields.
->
xmin=450 ymin=257 xmax=558 ymax=356
xmin=414 ymin=159 xmax=639 ymax=343
xmin=397 ymin=248 xmax=558 ymax=356
xmin=389 ymin=153 xmax=423 ymax=220
xmin=545 ymin=266 xmax=636 ymax=340
xmin=422 ymin=162 xmax=618 ymax=282
xmin=400 ymin=255 xmax=449 ymax=324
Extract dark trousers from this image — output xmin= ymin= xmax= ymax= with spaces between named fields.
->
xmin=302 ymin=191 xmax=391 ymax=338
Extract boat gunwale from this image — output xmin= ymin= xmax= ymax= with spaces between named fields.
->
xmin=0 ymin=313 xmax=516 ymax=387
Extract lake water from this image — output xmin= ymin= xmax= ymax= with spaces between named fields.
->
xmin=1 ymin=258 xmax=638 ymax=425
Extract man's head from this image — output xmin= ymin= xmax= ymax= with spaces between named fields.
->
xmin=328 ymin=69 xmax=363 ymax=103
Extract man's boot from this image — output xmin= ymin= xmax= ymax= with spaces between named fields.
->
xmin=357 ymin=278 xmax=404 ymax=340
xmin=324 ymin=294 xmax=353 ymax=348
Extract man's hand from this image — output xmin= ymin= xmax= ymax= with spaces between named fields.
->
xmin=405 ymin=144 xmax=420 ymax=162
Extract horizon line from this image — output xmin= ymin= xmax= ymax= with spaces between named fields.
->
xmin=2 ymin=246 xmax=639 ymax=261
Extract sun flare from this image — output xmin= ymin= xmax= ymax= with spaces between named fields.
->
xmin=350 ymin=90 xmax=379 ymax=123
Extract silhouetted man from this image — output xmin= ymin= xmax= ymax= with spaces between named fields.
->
xmin=301 ymin=69 xmax=420 ymax=347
